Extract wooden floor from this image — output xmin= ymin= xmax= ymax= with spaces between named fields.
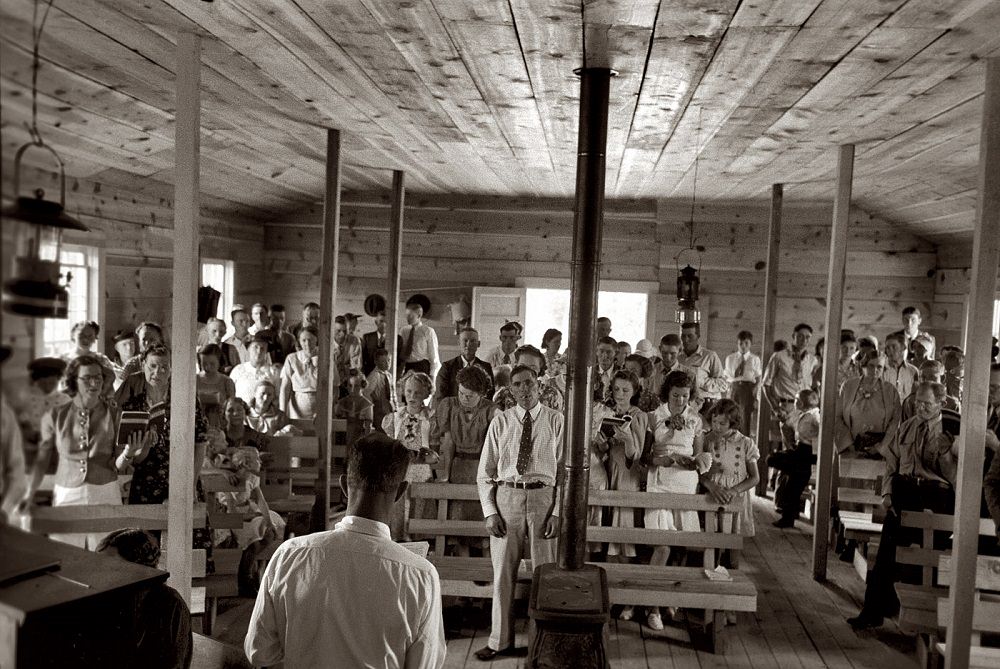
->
xmin=209 ymin=497 xmax=920 ymax=668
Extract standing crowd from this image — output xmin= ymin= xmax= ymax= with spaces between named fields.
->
xmin=4 ymin=297 xmax=1000 ymax=668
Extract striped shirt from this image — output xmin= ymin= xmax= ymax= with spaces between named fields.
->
xmin=478 ymin=402 xmax=564 ymax=518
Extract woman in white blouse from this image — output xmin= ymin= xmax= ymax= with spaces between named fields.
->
xmin=279 ymin=326 xmax=318 ymax=420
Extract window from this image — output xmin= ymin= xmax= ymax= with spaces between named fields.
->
xmin=523 ymin=288 xmax=649 ymax=350
xmin=993 ymin=298 xmax=1000 ymax=338
xmin=35 ymin=244 xmax=100 ymax=357
xmin=201 ymin=258 xmax=234 ymax=322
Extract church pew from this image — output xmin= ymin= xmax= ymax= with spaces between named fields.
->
xmin=836 ymin=456 xmax=885 ymax=580
xmin=261 ymin=420 xmax=349 ymax=518
xmin=406 ymin=483 xmax=757 ymax=653
xmin=893 ymin=512 xmax=996 ymax=668
xmin=935 ymin=555 xmax=1000 ymax=669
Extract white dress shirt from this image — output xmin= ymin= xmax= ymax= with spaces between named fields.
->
xmin=223 ymin=334 xmax=250 ymax=364
xmin=477 ymin=402 xmax=564 ymax=518
xmin=245 ymin=515 xmax=446 ymax=669
xmin=883 ymin=360 xmax=920 ymax=400
xmin=488 ymin=346 xmax=517 ymax=372
xmin=401 ymin=322 xmax=441 ymax=380
xmin=723 ymin=351 xmax=762 ymax=383
xmin=677 ymin=346 xmax=730 ymax=399
xmin=230 ymin=362 xmax=281 ymax=404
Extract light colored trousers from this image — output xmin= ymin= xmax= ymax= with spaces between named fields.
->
xmin=51 ymin=481 xmax=122 ymax=550
xmin=488 ymin=486 xmax=557 ymax=650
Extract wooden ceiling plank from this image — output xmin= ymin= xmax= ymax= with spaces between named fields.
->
xmin=729 ymin=0 xmax=824 ymax=27
xmin=353 ymin=0 xmax=532 ymax=193
xmin=583 ymin=0 xmax=660 ymax=191
xmin=441 ymin=17 xmax=561 ymax=194
xmin=505 ymin=0 xmax=582 ymax=183
xmin=613 ymin=1 xmax=737 ymax=196
xmin=635 ymin=26 xmax=798 ymax=196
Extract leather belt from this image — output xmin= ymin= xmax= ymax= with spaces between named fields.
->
xmin=497 ymin=480 xmax=547 ymax=490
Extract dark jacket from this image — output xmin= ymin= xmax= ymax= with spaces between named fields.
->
xmin=361 ymin=331 xmax=402 ymax=376
xmin=435 ymin=355 xmax=494 ymax=401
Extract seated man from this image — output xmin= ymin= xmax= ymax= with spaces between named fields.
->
xmin=848 ymin=384 xmax=959 ymax=630
xmin=245 ymin=432 xmax=445 ymax=669
xmin=96 ymin=529 xmax=193 ymax=669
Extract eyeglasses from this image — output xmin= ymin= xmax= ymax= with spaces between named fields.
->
xmin=77 ymin=375 xmax=104 ymax=385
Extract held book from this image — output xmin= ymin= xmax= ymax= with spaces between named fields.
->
xmin=116 ymin=402 xmax=167 ymax=446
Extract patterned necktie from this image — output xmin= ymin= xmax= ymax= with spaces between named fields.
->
xmin=735 ymin=356 xmax=746 ymax=378
xmin=516 ymin=410 xmax=533 ymax=475
xmin=792 ymin=350 xmax=804 ymax=383
xmin=503 ymin=353 xmax=511 ymax=365
xmin=378 ymin=335 xmax=385 ymax=350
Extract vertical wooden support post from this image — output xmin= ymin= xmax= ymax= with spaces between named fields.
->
xmin=386 ymin=171 xmax=405 ymax=390
xmin=313 ymin=129 xmax=341 ymax=531
xmin=166 ymin=31 xmax=200 ymax=603
xmin=945 ymin=57 xmax=1000 ymax=669
xmin=755 ymin=184 xmax=782 ymax=496
xmin=812 ymin=144 xmax=854 ymax=581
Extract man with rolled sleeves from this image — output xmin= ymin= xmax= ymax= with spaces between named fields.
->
xmin=475 ymin=364 xmax=563 ymax=661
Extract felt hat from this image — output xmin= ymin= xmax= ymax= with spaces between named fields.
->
xmin=363 ymin=294 xmax=386 ymax=317
xmin=406 ymin=294 xmax=431 ymax=316
xmin=112 ymin=330 xmax=134 ymax=344
xmin=28 ymin=356 xmax=67 ymax=378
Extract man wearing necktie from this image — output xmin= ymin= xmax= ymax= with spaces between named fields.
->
xmin=848 ymin=382 xmax=958 ymax=630
xmin=399 ymin=295 xmax=440 ymax=380
xmin=361 ymin=310 xmax=401 ymax=377
xmin=475 ymin=364 xmax=563 ymax=660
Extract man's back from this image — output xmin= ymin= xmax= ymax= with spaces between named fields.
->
xmin=245 ymin=516 xmax=445 ymax=669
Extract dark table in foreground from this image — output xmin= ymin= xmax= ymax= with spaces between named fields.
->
xmin=0 ymin=525 xmax=167 ymax=668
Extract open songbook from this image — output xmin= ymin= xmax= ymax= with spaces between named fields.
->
xmin=116 ymin=402 xmax=167 ymax=446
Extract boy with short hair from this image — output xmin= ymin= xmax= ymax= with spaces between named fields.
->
xmin=768 ymin=389 xmax=819 ymax=528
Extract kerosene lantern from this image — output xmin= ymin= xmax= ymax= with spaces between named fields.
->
xmin=674 ymin=254 xmax=701 ymax=325
xmin=2 ymin=142 xmax=88 ymax=318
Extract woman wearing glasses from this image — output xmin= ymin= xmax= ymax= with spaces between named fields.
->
xmin=20 ymin=354 xmax=121 ymax=549
xmin=835 ymin=349 xmax=902 ymax=459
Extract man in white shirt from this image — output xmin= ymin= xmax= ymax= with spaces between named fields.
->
xmin=724 ymin=330 xmax=762 ymax=436
xmin=487 ymin=321 xmax=522 ymax=375
xmin=649 ymin=333 xmax=692 ymax=400
xmin=678 ymin=322 xmax=730 ymax=413
xmin=399 ymin=294 xmax=440 ymax=381
xmin=230 ymin=333 xmax=281 ymax=404
xmin=475 ymin=365 xmax=563 ymax=661
xmin=223 ymin=305 xmax=252 ymax=364
xmin=762 ymin=323 xmax=819 ymax=413
xmin=245 ymin=432 xmax=446 ymax=669
xmin=883 ymin=332 xmax=920 ymax=400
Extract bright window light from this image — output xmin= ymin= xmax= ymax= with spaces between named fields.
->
xmin=201 ymin=259 xmax=234 ymax=321
xmin=524 ymin=288 xmax=648 ymax=354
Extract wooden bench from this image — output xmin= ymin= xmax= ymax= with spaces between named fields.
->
xmin=893 ymin=513 xmax=996 ymax=668
xmin=935 ymin=553 xmax=1000 ymax=669
xmin=836 ymin=457 xmax=885 ymax=580
xmin=261 ymin=420 xmax=350 ymax=526
xmin=406 ymin=483 xmax=758 ymax=653
xmin=197 ymin=471 xmax=257 ymax=635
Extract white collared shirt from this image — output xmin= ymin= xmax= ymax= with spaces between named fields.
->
xmin=723 ymin=351 xmax=762 ymax=384
xmin=229 ymin=362 xmax=281 ymax=404
xmin=245 ymin=515 xmax=445 ymax=669
xmin=477 ymin=402 xmax=564 ymax=518
xmin=400 ymin=322 xmax=441 ymax=379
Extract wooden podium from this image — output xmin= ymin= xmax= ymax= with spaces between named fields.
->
xmin=0 ymin=525 xmax=168 ymax=668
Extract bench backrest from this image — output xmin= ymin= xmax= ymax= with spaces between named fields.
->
xmin=837 ymin=456 xmax=884 ymax=511
xmin=899 ymin=511 xmax=996 ymax=587
xmin=407 ymin=483 xmax=743 ymax=567
xmin=264 ymin=420 xmax=349 ymax=505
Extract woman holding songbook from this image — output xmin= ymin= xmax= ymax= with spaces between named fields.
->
xmin=19 ymin=354 xmax=121 ymax=549
xmin=117 ymin=344 xmax=216 ymax=505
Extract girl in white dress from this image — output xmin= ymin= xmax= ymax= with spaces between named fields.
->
xmin=701 ymin=399 xmax=759 ymax=537
xmin=644 ymin=369 xmax=711 ymax=630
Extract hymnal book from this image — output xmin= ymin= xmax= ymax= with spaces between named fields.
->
xmin=704 ymin=566 xmax=733 ymax=582
xmin=600 ymin=414 xmax=632 ymax=439
xmin=116 ymin=402 xmax=167 ymax=446
xmin=399 ymin=541 xmax=430 ymax=558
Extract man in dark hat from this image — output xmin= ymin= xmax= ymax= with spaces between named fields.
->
xmin=399 ymin=294 xmax=439 ymax=379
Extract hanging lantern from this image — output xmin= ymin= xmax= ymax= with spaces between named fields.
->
xmin=2 ymin=142 xmax=88 ymax=319
xmin=674 ymin=251 xmax=701 ymax=324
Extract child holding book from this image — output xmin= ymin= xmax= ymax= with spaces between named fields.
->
xmin=700 ymin=399 xmax=759 ymax=536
